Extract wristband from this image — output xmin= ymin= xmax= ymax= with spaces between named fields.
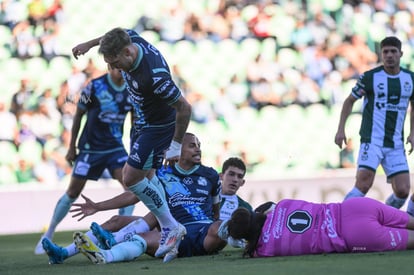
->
xmin=165 ymin=140 xmax=182 ymax=159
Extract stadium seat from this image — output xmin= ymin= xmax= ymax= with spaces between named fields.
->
xmin=48 ymin=56 xmax=72 ymax=82
xmin=0 ymin=141 xmax=18 ymax=165
xmin=277 ymin=47 xmax=299 ymax=69
xmin=0 ymin=165 xmax=18 ymax=185
xmin=18 ymin=140 xmax=43 ymax=164
xmin=24 ymin=57 xmax=48 ymax=79
xmin=140 ymin=30 xmax=160 ymax=44
xmin=239 ymin=38 xmax=261 ymax=61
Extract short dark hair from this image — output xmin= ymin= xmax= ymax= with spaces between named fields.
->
xmin=380 ymin=36 xmax=401 ymax=51
xmin=221 ymin=157 xmax=246 ymax=175
xmin=99 ymin=27 xmax=132 ymax=57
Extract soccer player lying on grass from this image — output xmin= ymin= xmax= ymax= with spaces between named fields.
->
xmin=227 ymin=197 xmax=414 ymax=258
xmin=42 ymin=133 xmax=251 ymax=264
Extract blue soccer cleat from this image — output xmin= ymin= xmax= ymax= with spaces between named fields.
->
xmin=90 ymin=222 xmax=116 ymax=249
xmin=42 ymin=238 xmax=68 ymax=264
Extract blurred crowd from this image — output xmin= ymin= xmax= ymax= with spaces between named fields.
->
xmin=1 ymin=0 xmax=414 ymax=184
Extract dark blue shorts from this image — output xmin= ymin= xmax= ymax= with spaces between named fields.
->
xmin=178 ymin=223 xmax=216 ymax=258
xmin=127 ymin=124 xmax=175 ymax=170
xmin=72 ymin=149 xmax=128 ymax=180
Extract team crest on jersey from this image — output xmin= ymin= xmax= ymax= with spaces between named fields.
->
xmin=197 ymin=177 xmax=208 ymax=186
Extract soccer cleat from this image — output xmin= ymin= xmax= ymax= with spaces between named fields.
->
xmin=90 ymin=222 xmax=116 ymax=249
xmin=227 ymin=237 xmax=247 ymax=249
xmin=42 ymin=238 xmax=68 ymax=264
xmin=34 ymin=235 xmax=46 ymax=255
xmin=155 ymin=223 xmax=186 ymax=258
xmin=73 ymin=231 xmax=106 ymax=264
xmin=163 ymin=246 xmax=178 ymax=263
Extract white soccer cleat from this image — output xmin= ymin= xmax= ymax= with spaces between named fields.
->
xmin=155 ymin=223 xmax=186 ymax=258
xmin=163 ymin=246 xmax=178 ymax=263
xmin=34 ymin=235 xmax=46 ymax=255
xmin=73 ymin=231 xmax=106 ymax=264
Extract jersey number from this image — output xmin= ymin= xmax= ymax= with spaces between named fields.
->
xmin=287 ymin=210 xmax=312 ymax=233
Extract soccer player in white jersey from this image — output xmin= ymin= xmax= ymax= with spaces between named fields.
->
xmin=335 ymin=36 xmax=414 ymax=215
xmin=219 ymin=157 xmax=253 ymax=220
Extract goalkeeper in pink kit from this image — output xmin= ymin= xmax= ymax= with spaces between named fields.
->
xmin=226 ymin=197 xmax=414 ymax=257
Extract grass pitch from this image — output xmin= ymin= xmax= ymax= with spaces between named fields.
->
xmin=0 ymin=231 xmax=413 ymax=275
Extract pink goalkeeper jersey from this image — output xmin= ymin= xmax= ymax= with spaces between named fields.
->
xmin=254 ymin=198 xmax=409 ymax=257
xmin=254 ymin=199 xmax=346 ymax=257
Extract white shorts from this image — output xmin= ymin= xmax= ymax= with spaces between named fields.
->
xmin=357 ymin=143 xmax=409 ymax=179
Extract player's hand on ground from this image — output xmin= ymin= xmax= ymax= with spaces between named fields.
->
xmin=70 ymin=194 xmax=98 ymax=221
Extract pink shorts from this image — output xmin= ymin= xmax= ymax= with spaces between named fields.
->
xmin=340 ymin=197 xmax=409 ymax=252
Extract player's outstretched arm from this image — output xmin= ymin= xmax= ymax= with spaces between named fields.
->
xmin=70 ymin=192 xmax=139 ymax=221
xmin=72 ymin=37 xmax=102 ymax=59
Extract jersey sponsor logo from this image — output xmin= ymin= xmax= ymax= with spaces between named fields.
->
xmin=196 ymin=188 xmax=209 ymax=195
xmin=168 ymin=192 xmax=206 ymax=207
xmin=154 ymin=80 xmax=171 ymax=95
xmin=321 ymin=209 xmax=338 ymax=238
xmin=375 ymin=102 xmax=386 ymax=110
xmin=98 ymin=111 xmax=127 ymax=124
xmin=389 ymin=230 xmax=397 ymax=247
xmin=286 ymin=210 xmax=312 ymax=233
xmin=272 ymin=207 xmax=287 ymax=239
xmin=142 ymin=186 xmax=163 ymax=208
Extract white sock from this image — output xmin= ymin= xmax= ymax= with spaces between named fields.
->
xmin=128 ymin=179 xmax=177 ymax=229
xmin=105 ymin=235 xmax=147 ymax=263
xmin=113 ymin=218 xmax=150 ymax=243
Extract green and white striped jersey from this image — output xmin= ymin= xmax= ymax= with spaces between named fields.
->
xmin=351 ymin=66 xmax=414 ymax=148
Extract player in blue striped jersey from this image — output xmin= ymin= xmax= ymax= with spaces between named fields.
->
xmin=72 ymin=27 xmax=192 ymax=257
xmin=335 ymin=36 xmax=414 ymax=215
xmin=35 ymin=65 xmax=135 ymax=255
